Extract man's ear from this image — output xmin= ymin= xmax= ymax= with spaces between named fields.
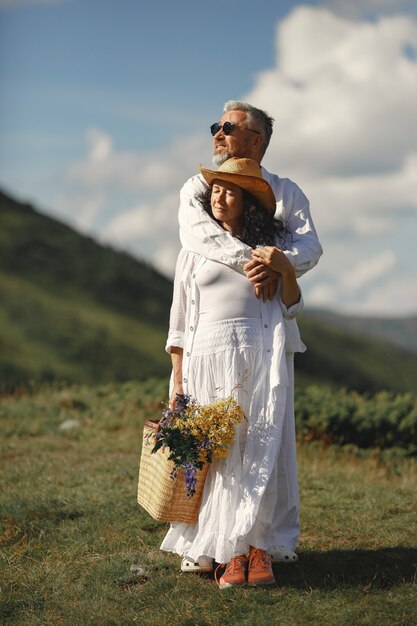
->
xmin=253 ymin=133 xmax=265 ymax=159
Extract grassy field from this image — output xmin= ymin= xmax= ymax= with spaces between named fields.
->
xmin=1 ymin=381 xmax=416 ymax=626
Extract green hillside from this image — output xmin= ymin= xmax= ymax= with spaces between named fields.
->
xmin=306 ymin=308 xmax=417 ymax=355
xmin=0 ymin=190 xmax=173 ymax=389
xmin=296 ymin=316 xmax=417 ymax=393
xmin=0 ymin=191 xmax=172 ymax=324
xmin=2 ymin=188 xmax=417 ymax=393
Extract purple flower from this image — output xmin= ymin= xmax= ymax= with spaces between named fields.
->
xmin=184 ymin=463 xmax=197 ymax=498
xmin=175 ymin=393 xmax=191 ymax=412
xmin=161 ymin=407 xmax=173 ymax=420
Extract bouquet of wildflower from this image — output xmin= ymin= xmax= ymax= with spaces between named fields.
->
xmin=152 ymin=393 xmax=244 ymax=498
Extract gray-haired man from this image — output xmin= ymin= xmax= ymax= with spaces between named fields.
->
xmin=176 ymin=101 xmax=322 ymax=573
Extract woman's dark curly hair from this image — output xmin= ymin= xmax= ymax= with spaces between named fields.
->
xmin=197 ymin=186 xmax=290 ymax=249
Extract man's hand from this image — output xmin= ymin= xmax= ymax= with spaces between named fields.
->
xmin=244 ymin=258 xmax=277 ymax=285
xmin=244 ymin=258 xmax=279 ymax=301
xmin=255 ymin=282 xmax=278 ymax=301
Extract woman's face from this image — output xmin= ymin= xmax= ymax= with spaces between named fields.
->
xmin=210 ymin=179 xmax=244 ymax=235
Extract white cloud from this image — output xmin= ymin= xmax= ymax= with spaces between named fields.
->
xmin=56 ymin=6 xmax=417 ymax=316
xmin=151 ymin=241 xmax=181 ymax=277
xmin=253 ymin=8 xmax=417 ymax=178
xmin=341 ymin=250 xmax=397 ymax=292
xmin=301 ymin=151 xmax=417 ymax=239
xmin=61 ymin=125 xmax=212 ymax=278
xmin=53 ymin=191 xmax=106 ymax=233
xmin=308 ymin=276 xmax=417 ymax=316
xmin=353 ymin=215 xmax=393 ymax=237
xmin=312 ymin=270 xmax=417 ymax=317
xmin=305 ymin=238 xmax=417 ymax=316
xmin=321 ymin=0 xmax=417 ymax=19
xmin=100 ymin=192 xmax=182 ymax=276
xmin=307 ymin=249 xmax=397 ymax=304
xmin=244 ymin=6 xmax=417 ymax=315
xmin=86 ymin=128 xmax=112 ymax=163
xmin=67 ymin=127 xmax=209 ymax=193
xmin=353 ymin=274 xmax=417 ymax=316
xmin=102 ymin=192 xmax=179 ymax=244
xmin=103 ymin=205 xmax=155 ymax=241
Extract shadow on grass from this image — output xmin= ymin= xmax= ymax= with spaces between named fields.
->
xmin=273 ymin=547 xmax=417 ymax=590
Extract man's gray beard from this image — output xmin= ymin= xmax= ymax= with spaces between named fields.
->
xmin=212 ymin=152 xmax=232 ymax=167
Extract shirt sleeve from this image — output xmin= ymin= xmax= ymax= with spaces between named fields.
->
xmin=263 ymin=169 xmax=323 ymax=278
xmin=179 ymin=174 xmax=252 ymax=275
xmin=280 ymin=293 xmax=304 ymax=319
xmin=280 ymin=186 xmax=323 ymax=278
xmin=165 ymin=248 xmax=188 ymax=354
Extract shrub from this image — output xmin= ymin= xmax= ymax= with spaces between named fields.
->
xmin=295 ymin=386 xmax=417 ymax=454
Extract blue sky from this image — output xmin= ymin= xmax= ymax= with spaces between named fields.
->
xmin=1 ymin=0 xmax=417 ymax=317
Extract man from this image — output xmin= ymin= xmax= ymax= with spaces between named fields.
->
xmin=177 ymin=101 xmax=322 ymax=574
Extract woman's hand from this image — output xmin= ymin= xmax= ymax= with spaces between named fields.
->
xmin=251 ymin=247 xmax=301 ymax=308
xmin=169 ymin=384 xmax=184 ymax=410
xmin=243 ymin=258 xmax=278 ymax=301
xmin=251 ymin=246 xmax=293 ymax=275
xmin=169 ymin=346 xmax=184 ymax=410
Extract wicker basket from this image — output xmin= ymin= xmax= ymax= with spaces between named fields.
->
xmin=137 ymin=420 xmax=209 ymax=524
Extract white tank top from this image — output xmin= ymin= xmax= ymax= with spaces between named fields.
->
xmin=196 ymin=259 xmax=262 ymax=323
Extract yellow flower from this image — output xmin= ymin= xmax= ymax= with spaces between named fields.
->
xmin=174 ymin=396 xmax=244 ymax=457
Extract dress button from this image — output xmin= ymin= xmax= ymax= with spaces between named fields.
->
xmin=183 ymin=377 xmax=187 ymax=383
xmin=267 ymin=349 xmax=271 ymax=353
xmin=264 ymin=324 xmax=268 ymax=328
xmin=191 ymin=300 xmax=195 ymax=305
xmin=190 ymin=326 xmax=194 ymax=331
xmin=186 ymin=352 xmax=190 ymax=357
xmin=192 ymin=274 xmax=196 ymax=278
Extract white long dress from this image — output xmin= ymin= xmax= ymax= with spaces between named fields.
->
xmin=160 ymin=249 xmax=304 ymax=564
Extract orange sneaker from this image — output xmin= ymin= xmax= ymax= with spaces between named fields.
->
xmin=216 ymin=555 xmax=248 ymax=589
xmin=247 ymin=547 xmax=275 ymax=586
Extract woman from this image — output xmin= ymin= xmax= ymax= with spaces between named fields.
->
xmin=160 ymin=158 xmax=303 ymax=588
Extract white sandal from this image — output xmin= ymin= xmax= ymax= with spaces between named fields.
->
xmin=267 ymin=545 xmax=298 ymax=563
xmin=180 ymin=555 xmax=213 ymax=572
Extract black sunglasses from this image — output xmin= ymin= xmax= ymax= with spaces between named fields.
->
xmin=210 ymin=121 xmax=260 ymax=136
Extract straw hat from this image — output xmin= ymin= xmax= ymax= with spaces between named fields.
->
xmin=199 ymin=158 xmax=276 ymax=214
